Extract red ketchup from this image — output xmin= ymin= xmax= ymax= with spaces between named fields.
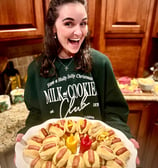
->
xmin=79 ymin=135 xmax=92 ymax=153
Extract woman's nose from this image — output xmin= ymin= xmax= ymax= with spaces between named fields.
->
xmin=73 ymin=25 xmax=82 ymax=36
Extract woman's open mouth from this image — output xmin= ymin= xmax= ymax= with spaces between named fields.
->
xmin=68 ymin=38 xmax=80 ymax=45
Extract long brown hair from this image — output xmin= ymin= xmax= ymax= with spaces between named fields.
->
xmin=40 ymin=0 xmax=92 ymax=77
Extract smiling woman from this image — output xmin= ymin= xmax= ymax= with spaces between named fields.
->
xmin=53 ymin=2 xmax=88 ymax=58
xmin=43 ymin=0 xmax=91 ymax=77
xmin=17 ymin=1 xmax=139 ymax=167
xmin=19 ymin=0 xmax=133 ymax=138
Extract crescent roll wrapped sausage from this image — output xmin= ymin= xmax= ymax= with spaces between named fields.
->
xmin=56 ymin=119 xmax=66 ymax=130
xmin=113 ymin=145 xmax=130 ymax=162
xmin=23 ymin=145 xmax=40 ymax=159
xmin=88 ymin=122 xmax=105 ymax=137
xmin=96 ymin=144 xmax=115 ymax=160
xmin=38 ymin=128 xmax=49 ymax=139
xmin=39 ymin=143 xmax=58 ymax=160
xmin=106 ymin=158 xmax=124 ymax=168
xmin=52 ymin=146 xmax=71 ymax=167
xmin=47 ymin=123 xmax=65 ymax=137
xmin=83 ymin=149 xmax=100 ymax=168
xmin=30 ymin=156 xmax=44 ymax=168
xmin=77 ymin=119 xmax=91 ymax=134
xmin=42 ymin=134 xmax=60 ymax=145
xmin=42 ymin=161 xmax=56 ymax=168
xmin=65 ymin=119 xmax=76 ymax=134
xmin=107 ymin=129 xmax=115 ymax=138
xmin=111 ymin=137 xmax=124 ymax=149
xmin=27 ymin=136 xmax=43 ymax=147
xmin=66 ymin=154 xmax=85 ymax=168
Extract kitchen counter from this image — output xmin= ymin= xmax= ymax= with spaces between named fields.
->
xmin=0 ymin=93 xmax=158 ymax=154
xmin=0 ymin=102 xmax=29 ymax=153
xmin=124 ymin=92 xmax=158 ymax=101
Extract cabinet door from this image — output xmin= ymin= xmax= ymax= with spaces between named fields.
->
xmin=105 ymin=0 xmax=151 ymax=34
xmin=43 ymin=0 xmax=50 ymax=15
xmin=87 ymin=0 xmax=96 ymax=38
xmin=127 ymin=109 xmax=141 ymax=138
xmin=0 ymin=0 xmax=44 ymax=41
xmin=152 ymin=0 xmax=158 ymax=37
xmin=127 ymin=101 xmax=155 ymax=168
xmin=144 ymin=121 xmax=158 ymax=168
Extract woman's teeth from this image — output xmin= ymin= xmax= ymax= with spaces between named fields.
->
xmin=69 ymin=39 xmax=80 ymax=42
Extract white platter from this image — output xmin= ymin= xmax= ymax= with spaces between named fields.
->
xmin=15 ymin=117 xmax=137 ymax=168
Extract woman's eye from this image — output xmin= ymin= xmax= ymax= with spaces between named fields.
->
xmin=64 ymin=22 xmax=73 ymax=27
xmin=81 ymin=22 xmax=87 ymax=26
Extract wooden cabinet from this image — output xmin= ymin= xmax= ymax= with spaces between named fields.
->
xmin=87 ymin=0 xmax=96 ymax=39
xmin=144 ymin=110 xmax=158 ymax=168
xmin=152 ymin=0 xmax=158 ymax=37
xmin=105 ymin=38 xmax=142 ymax=77
xmin=0 ymin=0 xmax=44 ymax=41
xmin=0 ymin=0 xmax=157 ymax=76
xmin=92 ymin=0 xmax=155 ymax=77
xmin=127 ymin=101 xmax=158 ymax=168
xmin=105 ymin=0 xmax=151 ymax=34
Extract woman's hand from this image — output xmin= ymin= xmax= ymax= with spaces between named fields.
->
xmin=14 ymin=133 xmax=24 ymax=165
xmin=16 ymin=133 xmax=24 ymax=142
xmin=130 ymin=138 xmax=140 ymax=165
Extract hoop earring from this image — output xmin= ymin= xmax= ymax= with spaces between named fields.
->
xmin=53 ymin=33 xmax=57 ymax=39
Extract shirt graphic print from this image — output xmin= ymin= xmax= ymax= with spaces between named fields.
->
xmin=43 ymin=73 xmax=100 ymax=119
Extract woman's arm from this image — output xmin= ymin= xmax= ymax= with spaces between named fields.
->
xmin=91 ymin=49 xmax=132 ymax=138
xmin=18 ymin=61 xmax=42 ymax=134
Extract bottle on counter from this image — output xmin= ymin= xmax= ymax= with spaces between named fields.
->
xmin=3 ymin=61 xmax=21 ymax=94
xmin=150 ymin=62 xmax=158 ymax=81
xmin=153 ymin=62 xmax=158 ymax=81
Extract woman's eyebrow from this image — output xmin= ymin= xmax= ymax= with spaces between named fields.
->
xmin=62 ymin=17 xmax=74 ymax=21
xmin=62 ymin=17 xmax=88 ymax=22
xmin=82 ymin=17 xmax=88 ymax=21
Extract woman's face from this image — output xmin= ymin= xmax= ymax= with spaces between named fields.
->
xmin=54 ymin=2 xmax=88 ymax=58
